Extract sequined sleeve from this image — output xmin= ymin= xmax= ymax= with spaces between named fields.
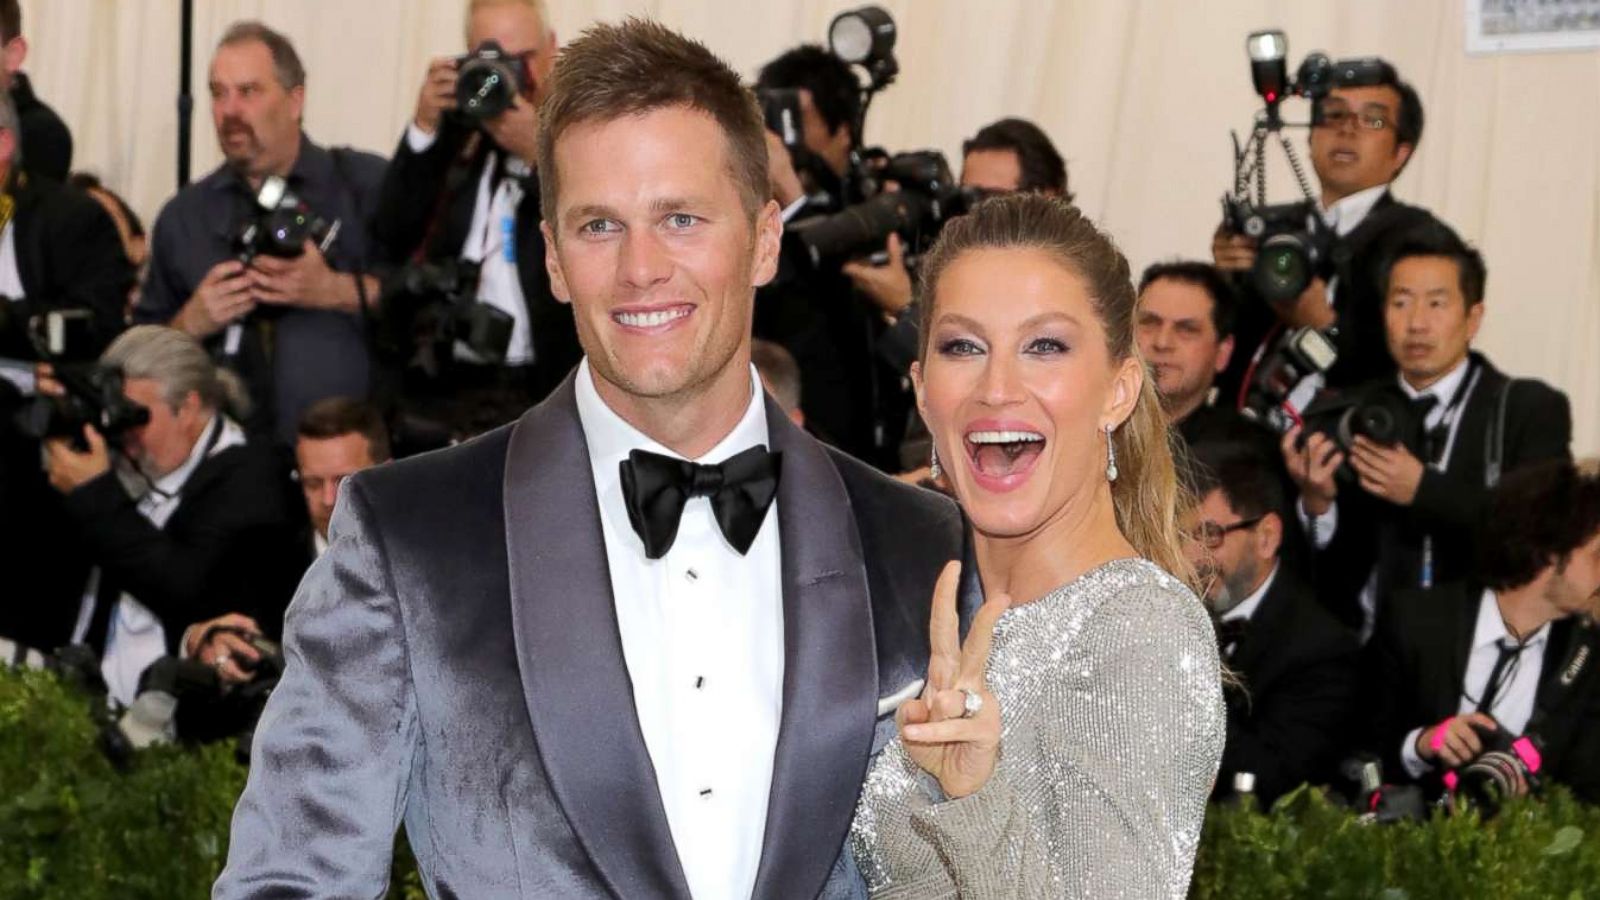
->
xmin=851 ymin=563 xmax=1226 ymax=899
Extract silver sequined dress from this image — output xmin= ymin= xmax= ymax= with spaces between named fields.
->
xmin=850 ymin=558 xmax=1225 ymax=899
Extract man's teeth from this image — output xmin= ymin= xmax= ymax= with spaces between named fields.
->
xmin=616 ymin=308 xmax=689 ymax=328
xmin=968 ymin=430 xmax=1045 ymax=445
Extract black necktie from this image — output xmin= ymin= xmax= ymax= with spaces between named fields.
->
xmin=1475 ymin=637 xmax=1527 ymax=714
xmin=1409 ymin=395 xmax=1442 ymax=461
xmin=619 ymin=446 xmax=781 ymax=560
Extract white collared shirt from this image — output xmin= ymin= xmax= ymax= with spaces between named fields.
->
xmin=405 ymin=124 xmax=535 ymax=365
xmin=573 ymin=359 xmax=784 ymax=900
xmin=1221 ymin=563 xmax=1280 ymax=627
xmin=1400 ymin=589 xmax=1550 ymax=777
xmin=1318 ymin=183 xmax=1389 ymax=238
xmin=71 ymin=416 xmax=248 ymax=706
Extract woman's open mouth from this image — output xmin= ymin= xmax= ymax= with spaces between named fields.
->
xmin=963 ymin=426 xmax=1046 ymax=492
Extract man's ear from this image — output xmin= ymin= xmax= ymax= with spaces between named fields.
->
xmin=540 ymin=220 xmax=571 ymax=305
xmin=1255 ymin=511 xmax=1283 ymax=564
xmin=1214 ymin=335 xmax=1235 ymax=374
xmin=750 ymin=199 xmax=783 ymax=289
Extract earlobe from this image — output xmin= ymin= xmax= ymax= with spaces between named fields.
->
xmin=1215 ymin=335 xmax=1236 ymax=374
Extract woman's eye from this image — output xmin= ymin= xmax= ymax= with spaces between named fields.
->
xmin=937 ymin=337 xmax=983 ymax=357
xmin=1026 ymin=337 xmax=1068 ymax=355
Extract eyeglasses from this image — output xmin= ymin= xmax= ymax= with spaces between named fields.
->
xmin=1317 ymin=104 xmax=1391 ymax=133
xmin=1190 ymin=515 xmax=1265 ymax=550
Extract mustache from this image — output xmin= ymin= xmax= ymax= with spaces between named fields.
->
xmin=220 ymin=118 xmax=255 ymax=137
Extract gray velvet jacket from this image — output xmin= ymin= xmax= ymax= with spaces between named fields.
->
xmin=214 ymin=372 xmax=974 ymax=899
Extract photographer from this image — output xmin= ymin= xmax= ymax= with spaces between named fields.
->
xmin=1215 ymin=57 xmax=1442 ymax=398
xmin=1134 ymin=261 xmax=1246 ymax=444
xmin=42 ymin=326 xmax=306 ymax=706
xmin=852 ymin=117 xmax=1069 ymax=348
xmin=0 ymin=0 xmax=71 ymax=181
xmin=1186 ymin=444 xmax=1359 ymax=808
xmin=1284 ymin=224 xmax=1571 ymax=632
xmin=370 ymin=0 xmax=580 ymax=435
xmin=1365 ymin=460 xmax=1600 ymax=805
xmin=136 ymin=22 xmax=387 ymax=446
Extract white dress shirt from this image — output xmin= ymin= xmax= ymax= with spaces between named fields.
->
xmin=1400 ymin=589 xmax=1549 ymax=778
xmin=1218 ymin=563 xmax=1279 ymax=658
xmin=404 ymin=124 xmax=535 ymax=364
xmin=573 ymin=359 xmax=784 ymax=900
xmin=71 ymin=416 xmax=248 ymax=706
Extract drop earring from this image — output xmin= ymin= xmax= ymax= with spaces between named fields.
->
xmin=1105 ymin=425 xmax=1118 ymax=483
xmin=930 ymin=445 xmax=942 ymax=480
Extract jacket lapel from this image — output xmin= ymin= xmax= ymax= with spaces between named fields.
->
xmin=502 ymin=374 xmax=692 ymax=900
xmin=749 ymin=396 xmax=878 ymax=900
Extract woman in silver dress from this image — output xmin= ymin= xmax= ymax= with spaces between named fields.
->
xmin=850 ymin=193 xmax=1226 ymax=898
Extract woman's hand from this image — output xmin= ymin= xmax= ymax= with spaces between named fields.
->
xmin=900 ymin=560 xmax=1011 ymax=799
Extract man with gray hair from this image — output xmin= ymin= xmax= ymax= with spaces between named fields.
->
xmin=39 ymin=325 xmax=306 ymax=705
xmin=135 ymin=21 xmax=388 ymax=445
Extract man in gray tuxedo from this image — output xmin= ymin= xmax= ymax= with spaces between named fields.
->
xmin=215 ymin=18 xmax=968 ymax=900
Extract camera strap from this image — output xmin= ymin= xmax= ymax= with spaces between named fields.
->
xmin=1521 ymin=617 xmax=1598 ymax=752
xmin=1483 ymin=376 xmax=1517 ymax=489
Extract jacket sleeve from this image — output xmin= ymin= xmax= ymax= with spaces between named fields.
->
xmin=213 ymin=477 xmax=418 ymax=897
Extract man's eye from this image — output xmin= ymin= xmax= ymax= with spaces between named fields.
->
xmin=579 ymin=220 xmax=617 ymax=235
xmin=666 ymin=213 xmax=698 ymax=229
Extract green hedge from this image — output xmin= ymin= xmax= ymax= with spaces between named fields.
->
xmin=3 ymin=666 xmax=1596 ymax=898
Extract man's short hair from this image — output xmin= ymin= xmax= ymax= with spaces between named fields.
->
xmin=1479 ymin=460 xmax=1600 ymax=591
xmin=297 ymin=396 xmax=392 ymax=463
xmin=1137 ymin=260 xmax=1239 ymax=340
xmin=962 ymin=118 xmax=1070 ymax=200
xmin=1187 ymin=441 xmax=1286 ymax=523
xmin=0 ymin=0 xmax=20 ymax=44
xmin=755 ymin=44 xmax=862 ymax=144
xmin=751 ymin=339 xmax=802 ymax=414
xmin=537 ymin=18 xmax=768 ymax=228
xmin=217 ymin=21 xmax=306 ymax=92
xmin=1381 ymin=221 xmax=1487 ymax=307
xmin=1341 ymin=60 xmax=1423 ymax=172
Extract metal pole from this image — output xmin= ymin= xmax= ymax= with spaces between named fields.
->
xmin=177 ymin=0 xmax=194 ymax=187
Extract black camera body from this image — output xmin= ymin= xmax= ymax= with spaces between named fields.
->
xmin=13 ymin=363 xmax=150 ymax=447
xmin=1456 ymin=721 xmax=1544 ymax=812
xmin=233 ymin=175 xmax=339 ymax=265
xmin=381 ymin=258 xmax=515 ymax=371
xmin=455 ymin=40 xmax=529 ymax=122
xmin=1222 ymin=197 xmax=1333 ymax=304
xmin=788 ymin=150 xmax=983 ymax=268
xmin=1239 ymin=326 xmax=1339 ymax=434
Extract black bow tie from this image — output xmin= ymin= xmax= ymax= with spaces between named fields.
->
xmin=619 ymin=446 xmax=781 ymax=560
xmin=1215 ymin=617 xmax=1250 ymax=657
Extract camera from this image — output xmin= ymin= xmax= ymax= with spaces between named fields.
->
xmin=1298 ymin=388 xmax=1419 ymax=452
xmin=13 ymin=363 xmax=149 ymax=446
xmin=380 ymin=258 xmax=515 ymax=370
xmin=1454 ymin=720 xmax=1543 ymax=812
xmin=788 ymin=150 xmax=986 ymax=268
xmin=1223 ymin=31 xmax=1397 ymax=303
xmin=1239 ymin=326 xmax=1338 ymax=434
xmin=233 ymin=175 xmax=339 ymax=265
xmin=760 ymin=87 xmax=806 ymax=153
xmin=455 ymin=40 xmax=529 ymax=122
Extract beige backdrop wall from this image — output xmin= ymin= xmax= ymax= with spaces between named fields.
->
xmin=21 ymin=0 xmax=1600 ymax=455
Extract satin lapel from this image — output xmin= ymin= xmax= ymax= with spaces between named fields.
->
xmin=749 ymin=396 xmax=877 ymax=900
xmin=1444 ymin=583 xmax=1481 ymax=716
xmin=503 ymin=374 xmax=692 ymax=900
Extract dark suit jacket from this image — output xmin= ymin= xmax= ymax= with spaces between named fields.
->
xmin=0 ymin=171 xmax=133 ymax=361
xmin=1313 ymin=353 xmax=1571 ymax=629
xmin=12 ymin=73 xmax=73 ymax=182
xmin=1365 ymin=582 xmax=1600 ymax=803
xmin=58 ymin=440 xmax=309 ymax=652
xmin=1214 ymin=569 xmax=1360 ymax=808
xmin=217 ymin=372 xmax=975 ymax=898
xmin=1218 ymin=192 xmax=1443 ymax=401
xmin=370 ymin=121 xmax=581 ymax=402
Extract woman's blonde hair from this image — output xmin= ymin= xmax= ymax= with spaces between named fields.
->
xmin=917 ymin=193 xmax=1197 ymax=590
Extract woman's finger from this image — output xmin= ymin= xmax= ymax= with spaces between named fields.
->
xmin=927 ymin=688 xmax=967 ymax=722
xmin=926 ymin=560 xmax=962 ymax=689
xmin=902 ymin=709 xmax=997 ymax=745
xmin=958 ymin=592 xmax=1012 ymax=687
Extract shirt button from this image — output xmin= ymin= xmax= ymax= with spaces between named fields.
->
xmin=685 ymin=568 xmax=699 ymax=582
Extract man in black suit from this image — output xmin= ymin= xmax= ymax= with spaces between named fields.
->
xmin=36 ymin=326 xmax=305 ymax=707
xmin=370 ymin=0 xmax=580 ymax=435
xmin=218 ymin=21 xmax=974 ymax=897
xmin=1187 ymin=445 xmax=1359 ymax=807
xmin=1214 ymin=57 xmax=1442 ymax=397
xmin=1366 ymin=460 xmax=1600 ymax=804
xmin=0 ymin=1 xmax=72 ymax=181
xmin=1284 ymin=223 xmax=1571 ymax=633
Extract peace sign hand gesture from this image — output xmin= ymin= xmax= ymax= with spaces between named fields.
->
xmin=900 ymin=561 xmax=1012 ymax=799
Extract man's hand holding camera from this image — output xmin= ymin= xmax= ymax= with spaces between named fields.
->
xmin=413 ymin=57 xmax=459 ymax=137
xmin=175 ymin=261 xmax=255 ymax=339
xmin=1282 ymin=424 xmax=1343 ymax=515
xmin=1415 ymin=712 xmax=1498 ymax=768
xmin=185 ymin=612 xmax=266 ymax=686
xmin=44 ymin=424 xmax=111 ymax=493
xmin=248 ymin=240 xmax=348 ymax=311
xmin=1348 ymin=434 xmax=1425 ymax=505
xmin=842 ymin=232 xmax=913 ymax=319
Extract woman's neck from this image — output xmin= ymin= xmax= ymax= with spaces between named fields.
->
xmin=974 ymin=480 xmax=1137 ymax=606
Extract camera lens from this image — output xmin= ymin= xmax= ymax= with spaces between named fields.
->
xmin=1255 ymin=234 xmax=1310 ymax=302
